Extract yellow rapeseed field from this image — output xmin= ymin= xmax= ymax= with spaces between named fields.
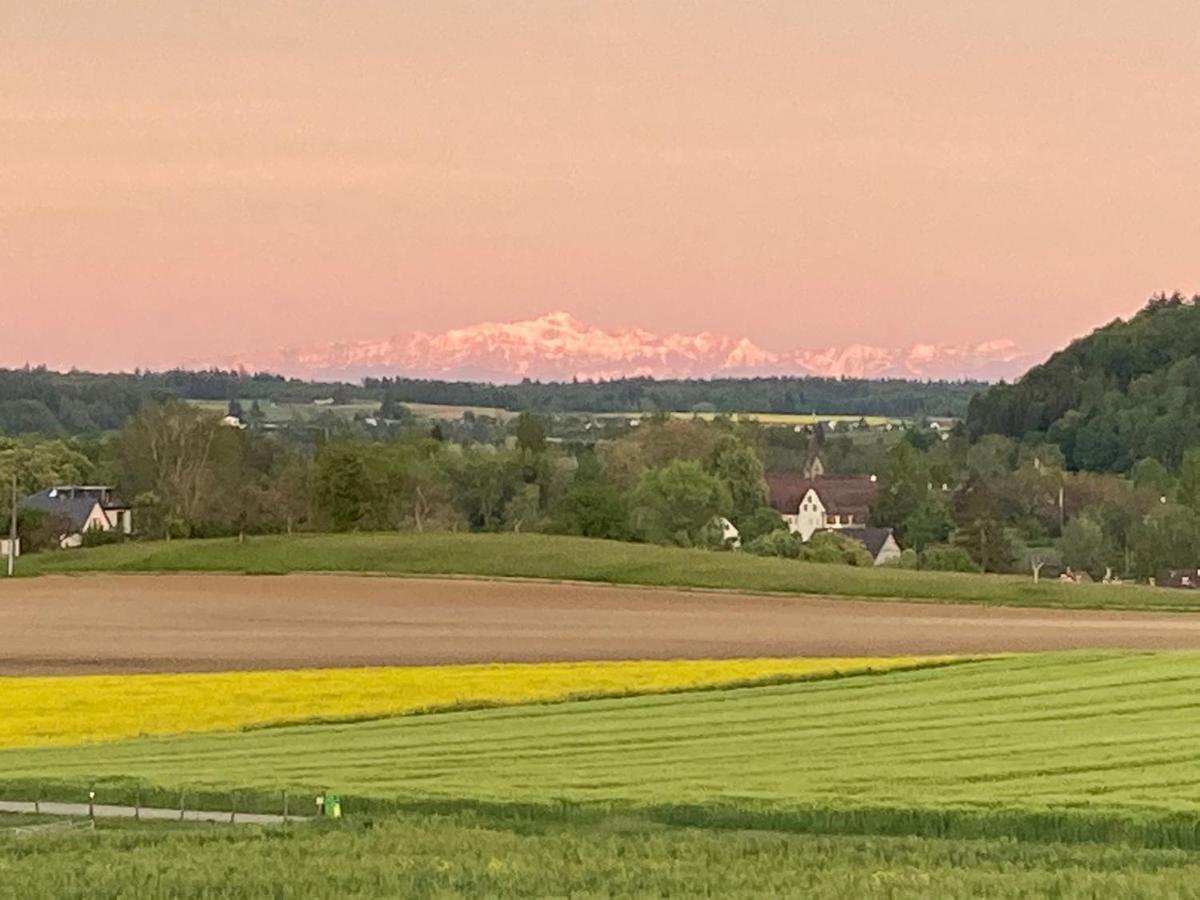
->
xmin=4 ymin=656 xmax=959 ymax=749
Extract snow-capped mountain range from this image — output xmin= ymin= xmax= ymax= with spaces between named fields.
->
xmin=212 ymin=312 xmax=1034 ymax=382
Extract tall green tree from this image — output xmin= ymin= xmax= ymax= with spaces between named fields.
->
xmin=113 ymin=402 xmax=223 ymax=538
xmin=1059 ymin=513 xmax=1112 ymax=578
xmin=706 ymin=435 xmax=769 ymax=526
xmin=631 ymin=460 xmax=731 ymax=547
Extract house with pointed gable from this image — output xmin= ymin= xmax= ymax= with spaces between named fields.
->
xmin=21 ymin=485 xmax=132 ymax=549
xmin=765 ymin=472 xmax=901 ymax=565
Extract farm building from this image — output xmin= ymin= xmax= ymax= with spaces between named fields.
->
xmin=766 ymin=473 xmax=880 ymax=541
xmin=21 ymin=485 xmax=132 ymax=549
xmin=766 ymin=472 xmax=901 ymax=566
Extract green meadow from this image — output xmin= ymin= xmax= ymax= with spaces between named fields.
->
xmin=17 ymin=532 xmax=1200 ymax=612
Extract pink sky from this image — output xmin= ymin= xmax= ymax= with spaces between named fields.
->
xmin=2 ymin=2 xmax=1198 ymax=375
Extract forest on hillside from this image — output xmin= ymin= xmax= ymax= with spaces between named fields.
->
xmin=0 ymin=368 xmax=982 ymax=437
xmin=966 ymin=294 xmax=1200 ymax=471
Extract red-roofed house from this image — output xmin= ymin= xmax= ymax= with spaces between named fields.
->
xmin=765 ymin=472 xmax=900 ymax=565
xmin=766 ymin=473 xmax=880 ymax=540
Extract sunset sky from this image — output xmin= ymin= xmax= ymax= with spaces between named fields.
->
xmin=3 ymin=2 xmax=1198 ymax=375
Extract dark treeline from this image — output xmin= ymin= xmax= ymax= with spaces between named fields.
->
xmin=967 ymin=294 xmax=1200 ymax=471
xmin=0 ymin=367 xmax=983 ymax=437
xmin=365 ymin=375 xmax=984 ymax=418
xmin=0 ymin=369 xmax=362 ymax=436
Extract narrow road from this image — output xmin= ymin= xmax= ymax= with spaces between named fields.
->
xmin=3 ymin=575 xmax=1200 ymax=674
xmin=0 ymin=799 xmax=304 ymax=825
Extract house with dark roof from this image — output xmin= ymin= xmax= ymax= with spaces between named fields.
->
xmin=767 ymin=473 xmax=880 ymax=539
xmin=21 ymin=486 xmax=132 ymax=549
xmin=766 ymin=472 xmax=902 ymax=566
xmin=832 ymin=526 xmax=902 ymax=566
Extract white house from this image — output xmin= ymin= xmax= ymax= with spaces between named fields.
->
xmin=767 ymin=473 xmax=880 ymax=541
xmin=766 ymin=472 xmax=901 ymax=566
xmin=21 ymin=486 xmax=132 ymax=549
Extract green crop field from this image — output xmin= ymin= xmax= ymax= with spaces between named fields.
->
xmin=6 ymin=653 xmax=1200 ymax=896
xmin=3 ymin=813 xmax=1199 ymax=899
xmin=5 ymin=653 xmax=1200 ymax=849
xmin=15 ymin=532 xmax=1199 ymax=611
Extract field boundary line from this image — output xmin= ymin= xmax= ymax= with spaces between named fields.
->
xmin=0 ymin=799 xmax=304 ymax=826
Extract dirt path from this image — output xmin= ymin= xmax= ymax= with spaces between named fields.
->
xmin=3 ymin=574 xmax=1200 ymax=675
xmin=0 ymin=799 xmax=301 ymax=825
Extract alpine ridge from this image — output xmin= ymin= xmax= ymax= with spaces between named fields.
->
xmin=213 ymin=312 xmax=1033 ymax=382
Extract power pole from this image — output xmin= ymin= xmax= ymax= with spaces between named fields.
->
xmin=7 ymin=471 xmax=16 ymax=577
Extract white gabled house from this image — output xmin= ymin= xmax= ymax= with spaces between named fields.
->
xmin=21 ymin=486 xmax=132 ymax=549
xmin=765 ymin=472 xmax=902 ymax=566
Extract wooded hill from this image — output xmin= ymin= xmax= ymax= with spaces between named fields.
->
xmin=966 ymin=294 xmax=1200 ymax=472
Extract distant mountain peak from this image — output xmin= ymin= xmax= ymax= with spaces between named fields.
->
xmin=206 ymin=311 xmax=1032 ymax=382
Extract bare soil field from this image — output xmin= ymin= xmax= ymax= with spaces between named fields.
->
xmin=3 ymin=575 xmax=1200 ymax=675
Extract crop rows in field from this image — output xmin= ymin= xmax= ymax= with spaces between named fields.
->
xmin=1 ymin=656 xmax=953 ymax=748
xmin=4 ymin=812 xmax=1200 ymax=899
xmin=6 ymin=653 xmax=1199 ymax=818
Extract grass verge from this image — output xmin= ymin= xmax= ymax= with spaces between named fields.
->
xmin=4 ymin=807 xmax=1200 ymax=898
xmin=15 ymin=532 xmax=1200 ymax=611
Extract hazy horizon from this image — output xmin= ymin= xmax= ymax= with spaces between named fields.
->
xmin=4 ymin=3 xmax=1197 ymax=376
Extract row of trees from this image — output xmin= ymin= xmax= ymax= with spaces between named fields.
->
xmin=15 ymin=392 xmax=1200 ymax=581
xmin=11 ymin=402 xmax=786 ymax=551
xmin=365 ymin=376 xmax=982 ymax=418
xmin=869 ymin=426 xmax=1200 ymax=580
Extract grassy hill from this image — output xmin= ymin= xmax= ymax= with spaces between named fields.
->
xmin=16 ymin=532 xmax=1200 ymax=611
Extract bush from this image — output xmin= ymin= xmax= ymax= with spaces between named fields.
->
xmin=803 ymin=531 xmax=873 ymax=567
xmin=15 ymin=509 xmax=72 ymax=554
xmin=737 ymin=507 xmax=786 ymax=544
xmin=81 ymin=528 xmax=128 ymax=548
xmin=919 ymin=544 xmax=978 ymax=572
xmin=744 ymin=529 xmax=802 ymax=559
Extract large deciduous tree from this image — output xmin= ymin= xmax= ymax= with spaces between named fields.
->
xmin=113 ymin=402 xmax=222 ymax=538
xmin=631 ymin=460 xmax=731 ymax=547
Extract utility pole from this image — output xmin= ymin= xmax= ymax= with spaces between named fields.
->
xmin=7 ymin=471 xmax=16 ymax=577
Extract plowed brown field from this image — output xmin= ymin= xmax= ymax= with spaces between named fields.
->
xmin=3 ymin=574 xmax=1200 ymax=675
